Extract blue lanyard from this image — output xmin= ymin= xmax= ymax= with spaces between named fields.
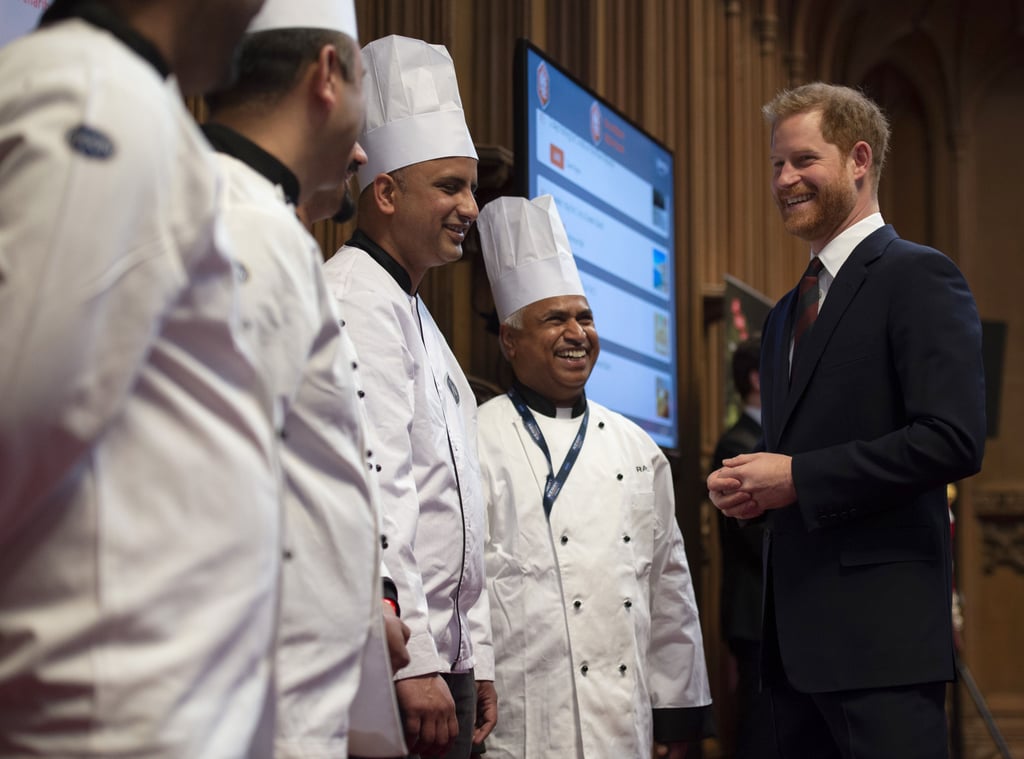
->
xmin=507 ymin=387 xmax=589 ymax=519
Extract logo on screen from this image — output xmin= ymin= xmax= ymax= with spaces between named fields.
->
xmin=590 ymin=101 xmax=602 ymax=144
xmin=536 ymin=61 xmax=550 ymax=109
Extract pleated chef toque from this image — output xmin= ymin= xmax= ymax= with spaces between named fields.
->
xmin=247 ymin=0 xmax=358 ymax=39
xmin=477 ymin=195 xmax=586 ymax=323
xmin=357 ymin=34 xmax=477 ymax=190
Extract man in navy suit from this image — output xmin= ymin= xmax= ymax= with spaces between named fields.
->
xmin=707 ymin=83 xmax=986 ymax=759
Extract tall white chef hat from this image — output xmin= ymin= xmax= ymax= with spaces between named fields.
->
xmin=247 ymin=0 xmax=358 ymax=39
xmin=358 ymin=34 xmax=477 ymax=190
xmin=477 ymin=195 xmax=586 ymax=323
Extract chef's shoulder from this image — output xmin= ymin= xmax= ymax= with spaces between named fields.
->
xmin=324 ymin=244 xmax=401 ymax=300
xmin=1 ymin=22 xmax=179 ymax=138
xmin=476 ymin=393 xmax=515 ymax=432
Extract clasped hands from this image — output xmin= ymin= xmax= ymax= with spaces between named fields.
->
xmin=706 ymin=452 xmax=796 ymax=520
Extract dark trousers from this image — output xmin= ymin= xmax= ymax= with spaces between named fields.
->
xmin=407 ymin=670 xmax=477 ymax=759
xmin=767 ymin=676 xmax=948 ymax=759
xmin=728 ymin=638 xmax=780 ymax=759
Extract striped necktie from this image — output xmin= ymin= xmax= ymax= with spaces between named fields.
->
xmin=792 ymin=256 xmax=824 ymax=367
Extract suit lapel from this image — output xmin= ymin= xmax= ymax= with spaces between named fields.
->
xmin=767 ymin=288 xmax=797 ymax=450
xmin=777 ymin=226 xmax=896 ymax=441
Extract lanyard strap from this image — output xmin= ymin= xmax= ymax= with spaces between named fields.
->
xmin=507 ymin=386 xmax=588 ymax=519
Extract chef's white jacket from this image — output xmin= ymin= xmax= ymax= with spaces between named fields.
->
xmin=322 ymin=238 xmax=489 ymax=679
xmin=475 ymin=394 xmax=712 ymax=758
xmin=209 ymin=145 xmax=404 ymax=758
xmin=0 ymin=19 xmax=279 ymax=758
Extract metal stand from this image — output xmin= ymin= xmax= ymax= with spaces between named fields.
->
xmin=956 ymin=655 xmax=1015 ymax=759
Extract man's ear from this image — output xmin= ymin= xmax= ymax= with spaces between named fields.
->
xmin=498 ymin=323 xmax=517 ymax=361
xmin=311 ymin=43 xmax=339 ymax=106
xmin=850 ymin=140 xmax=872 ymax=182
xmin=371 ymin=173 xmax=398 ymax=216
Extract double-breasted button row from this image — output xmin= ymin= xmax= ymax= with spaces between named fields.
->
xmin=560 ymin=532 xmax=634 ymax=547
xmin=365 ymin=448 xmax=382 ymax=473
xmin=571 ymin=598 xmax=633 ymax=610
xmin=337 ymin=321 xmax=371 ymax=406
xmin=578 ymin=662 xmax=629 ymax=676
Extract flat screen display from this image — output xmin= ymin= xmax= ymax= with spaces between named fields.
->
xmin=1 ymin=2 xmax=46 ymax=49
xmin=514 ymin=39 xmax=679 ymax=450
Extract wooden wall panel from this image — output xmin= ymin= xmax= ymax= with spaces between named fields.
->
xmin=959 ymin=58 xmax=1024 ymax=758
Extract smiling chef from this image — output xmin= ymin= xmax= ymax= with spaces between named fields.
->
xmin=473 ymin=194 xmax=714 ymax=759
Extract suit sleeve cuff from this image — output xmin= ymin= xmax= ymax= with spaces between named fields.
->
xmin=652 ymin=705 xmax=717 ymax=743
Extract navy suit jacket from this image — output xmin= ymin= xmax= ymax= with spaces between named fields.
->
xmin=760 ymin=225 xmax=985 ymax=693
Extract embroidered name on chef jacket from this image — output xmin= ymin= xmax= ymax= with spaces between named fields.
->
xmin=66 ymin=124 xmax=115 ymax=159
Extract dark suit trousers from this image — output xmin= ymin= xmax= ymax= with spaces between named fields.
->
xmin=728 ymin=638 xmax=780 ymax=759
xmin=767 ymin=677 xmax=947 ymax=759
xmin=763 ymin=587 xmax=948 ymax=759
